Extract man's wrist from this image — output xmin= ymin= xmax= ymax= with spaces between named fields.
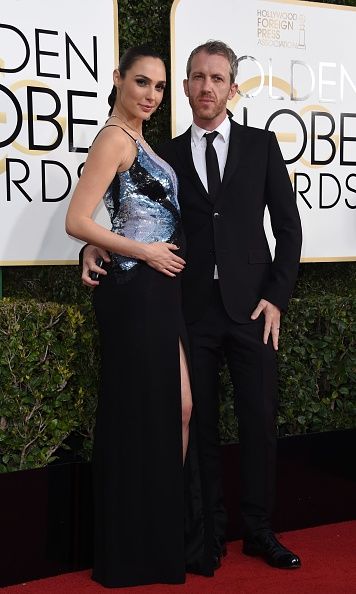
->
xmin=78 ymin=243 xmax=89 ymax=267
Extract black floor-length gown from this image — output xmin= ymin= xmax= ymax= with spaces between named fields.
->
xmin=91 ymin=127 xmax=214 ymax=588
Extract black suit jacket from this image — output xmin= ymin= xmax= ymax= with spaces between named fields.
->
xmin=158 ymin=121 xmax=302 ymax=324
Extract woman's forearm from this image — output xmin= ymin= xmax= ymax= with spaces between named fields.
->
xmin=65 ymin=216 xmax=149 ymax=262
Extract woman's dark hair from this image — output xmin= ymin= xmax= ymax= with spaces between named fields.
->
xmin=108 ymin=45 xmax=164 ymax=115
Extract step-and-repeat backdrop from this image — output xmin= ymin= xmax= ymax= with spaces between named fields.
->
xmin=0 ymin=0 xmax=116 ymax=264
xmin=171 ymin=0 xmax=356 ymax=261
xmin=1 ymin=0 xmax=355 ymax=263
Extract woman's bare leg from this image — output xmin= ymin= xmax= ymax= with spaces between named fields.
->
xmin=179 ymin=339 xmax=193 ymax=462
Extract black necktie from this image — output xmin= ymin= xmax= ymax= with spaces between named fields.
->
xmin=204 ymin=131 xmax=220 ymax=200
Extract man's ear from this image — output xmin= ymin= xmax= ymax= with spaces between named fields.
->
xmin=183 ymin=79 xmax=189 ymax=97
xmin=228 ymin=83 xmax=238 ymax=101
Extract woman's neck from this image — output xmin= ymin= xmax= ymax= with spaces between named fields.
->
xmin=109 ymin=110 xmax=143 ymax=137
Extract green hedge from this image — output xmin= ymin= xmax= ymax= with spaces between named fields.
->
xmin=0 ymin=299 xmax=98 ymax=472
xmin=1 ymin=293 xmax=355 ymax=472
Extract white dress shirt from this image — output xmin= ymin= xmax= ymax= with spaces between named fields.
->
xmin=191 ymin=115 xmax=231 ymax=192
xmin=190 ymin=115 xmax=231 ymax=278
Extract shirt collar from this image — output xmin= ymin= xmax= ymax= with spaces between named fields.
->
xmin=191 ymin=114 xmax=231 ymax=147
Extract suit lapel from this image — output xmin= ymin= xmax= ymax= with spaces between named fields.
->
xmin=175 ymin=128 xmax=212 ymax=203
xmin=220 ymin=121 xmax=243 ymax=192
xmin=175 ymin=120 xmax=244 ymax=205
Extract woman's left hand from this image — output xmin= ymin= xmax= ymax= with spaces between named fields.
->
xmin=142 ymin=242 xmax=186 ymax=277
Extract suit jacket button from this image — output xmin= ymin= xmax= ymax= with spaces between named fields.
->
xmin=213 ymin=212 xmax=220 ymax=218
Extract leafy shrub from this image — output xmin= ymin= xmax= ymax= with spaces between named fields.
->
xmin=277 ymin=294 xmax=356 ymax=436
xmin=0 ymin=292 xmax=354 ymax=472
xmin=0 ymin=299 xmax=98 ymax=472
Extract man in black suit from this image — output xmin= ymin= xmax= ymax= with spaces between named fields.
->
xmin=82 ymin=40 xmax=302 ymax=570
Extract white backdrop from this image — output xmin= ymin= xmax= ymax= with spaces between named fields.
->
xmin=171 ymin=0 xmax=356 ymax=262
xmin=0 ymin=0 xmax=116 ymax=264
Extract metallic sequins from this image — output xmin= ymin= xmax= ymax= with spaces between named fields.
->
xmin=103 ymin=142 xmax=180 ymax=271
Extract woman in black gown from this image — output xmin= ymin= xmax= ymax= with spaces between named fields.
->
xmin=66 ymin=46 xmax=212 ymax=588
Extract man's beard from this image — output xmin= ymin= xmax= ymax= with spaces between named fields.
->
xmin=189 ymin=94 xmax=228 ymax=121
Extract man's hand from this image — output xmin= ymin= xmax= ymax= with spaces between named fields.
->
xmin=82 ymin=245 xmax=110 ymax=287
xmin=250 ymin=299 xmax=281 ymax=351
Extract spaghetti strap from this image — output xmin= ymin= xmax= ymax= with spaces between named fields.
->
xmin=91 ymin=125 xmax=138 ymax=146
xmin=118 ymin=127 xmax=137 ymax=141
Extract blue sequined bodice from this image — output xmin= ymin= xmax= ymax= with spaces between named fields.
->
xmin=103 ymin=140 xmax=181 ymax=272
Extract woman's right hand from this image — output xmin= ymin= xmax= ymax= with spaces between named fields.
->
xmin=143 ymin=242 xmax=185 ymax=277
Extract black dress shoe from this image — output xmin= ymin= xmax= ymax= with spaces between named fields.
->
xmin=243 ymin=532 xmax=301 ymax=569
xmin=212 ymin=544 xmax=227 ymax=570
xmin=213 ymin=554 xmax=222 ymax=570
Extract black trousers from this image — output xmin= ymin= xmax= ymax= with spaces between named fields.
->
xmin=186 ymin=281 xmax=278 ymax=547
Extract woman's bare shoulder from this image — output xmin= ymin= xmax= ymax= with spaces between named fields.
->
xmin=87 ymin=124 xmax=136 ymax=170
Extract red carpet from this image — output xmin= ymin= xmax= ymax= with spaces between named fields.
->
xmin=2 ymin=522 xmax=356 ymax=594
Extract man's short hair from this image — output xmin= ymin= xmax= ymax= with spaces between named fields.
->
xmin=186 ymin=40 xmax=238 ymax=84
